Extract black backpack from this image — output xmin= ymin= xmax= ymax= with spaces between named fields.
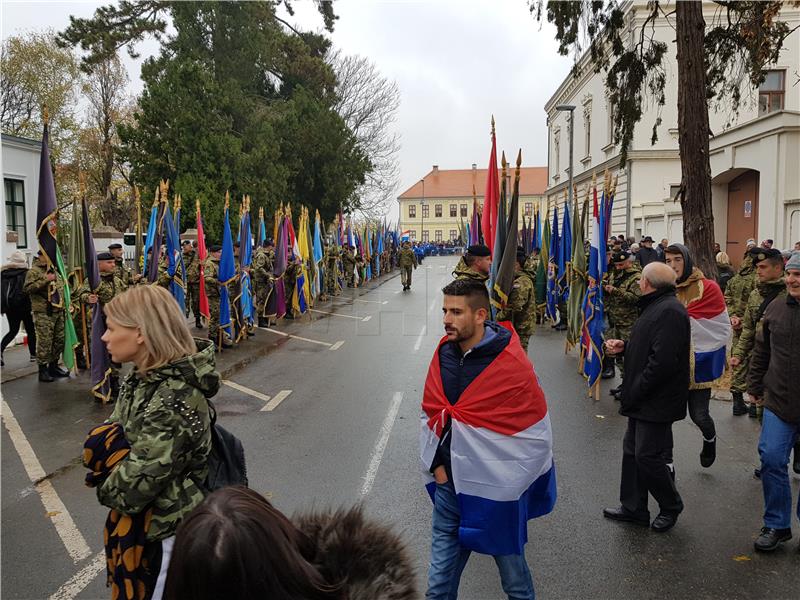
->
xmin=201 ymin=401 xmax=248 ymax=492
xmin=1 ymin=270 xmax=28 ymax=314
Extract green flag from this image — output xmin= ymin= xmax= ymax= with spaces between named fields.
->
xmin=567 ymin=194 xmax=588 ymax=348
xmin=536 ymin=212 xmax=550 ymax=310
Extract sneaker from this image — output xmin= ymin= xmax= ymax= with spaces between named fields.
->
xmin=753 ymin=527 xmax=792 ymax=552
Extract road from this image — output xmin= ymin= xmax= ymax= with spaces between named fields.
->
xmin=2 ymin=255 xmax=797 ymax=599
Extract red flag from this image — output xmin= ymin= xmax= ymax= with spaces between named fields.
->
xmin=196 ymin=200 xmax=210 ymax=319
xmin=482 ymin=117 xmax=500 ymax=253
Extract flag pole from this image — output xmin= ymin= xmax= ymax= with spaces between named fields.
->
xmin=76 ymin=178 xmax=91 ymax=371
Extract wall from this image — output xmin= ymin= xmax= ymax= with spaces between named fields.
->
xmin=2 ymin=135 xmax=41 ymax=262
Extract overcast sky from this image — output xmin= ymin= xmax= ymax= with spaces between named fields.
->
xmin=2 ymin=0 xmax=573 ymax=220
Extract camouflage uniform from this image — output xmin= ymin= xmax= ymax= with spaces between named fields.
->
xmin=96 ymin=339 xmax=218 ymax=542
xmin=452 ymin=259 xmax=489 ymax=284
xmin=496 ymin=268 xmax=536 ymax=350
xmin=156 ymin=254 xmax=184 ymax=290
xmin=113 ymin=257 xmax=133 ymax=287
xmin=284 ymin=259 xmax=302 ymax=317
xmin=204 ymin=258 xmax=223 ymax=346
xmin=605 ymin=264 xmax=642 ymax=374
xmin=724 ymin=257 xmax=757 ymax=393
xmin=731 ymin=277 xmax=786 ymax=364
xmin=253 ymin=247 xmax=274 ymax=318
xmin=342 ymin=249 xmax=357 ymax=287
xmin=323 ymin=247 xmax=341 ymax=297
xmin=183 ymin=250 xmax=200 ymax=320
xmin=523 ymin=253 xmax=540 ymax=277
xmin=398 ymin=247 xmax=417 ymax=288
xmin=23 ymin=262 xmax=65 ymax=367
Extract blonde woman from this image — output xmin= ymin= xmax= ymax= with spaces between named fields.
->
xmin=86 ymin=285 xmax=218 ymax=600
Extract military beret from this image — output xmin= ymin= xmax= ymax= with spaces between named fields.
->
xmin=466 ymin=244 xmax=490 ymax=257
xmin=265 ymin=238 xmax=274 ymax=246
xmin=108 ymin=243 xmax=122 ymax=250
xmin=209 ymin=244 xmax=222 ymax=252
xmin=97 ymin=252 xmax=114 ymax=261
xmin=749 ymin=247 xmax=781 ymax=263
xmin=181 ymin=240 xmax=192 ymax=246
xmin=612 ymin=250 xmax=632 ymax=263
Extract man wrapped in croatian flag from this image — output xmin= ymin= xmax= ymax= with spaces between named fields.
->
xmin=420 ymin=278 xmax=556 ymax=600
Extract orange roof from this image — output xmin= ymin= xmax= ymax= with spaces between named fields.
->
xmin=398 ymin=166 xmax=547 ymax=199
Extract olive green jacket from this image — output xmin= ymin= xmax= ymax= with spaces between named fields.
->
xmin=724 ymin=257 xmax=756 ymax=319
xmin=496 ymin=269 xmax=536 ymax=336
xmin=732 ymin=278 xmax=786 ymax=361
xmin=23 ymin=262 xmax=66 ymax=313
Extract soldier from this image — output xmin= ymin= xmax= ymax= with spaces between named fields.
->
xmin=342 ymin=245 xmax=357 ymax=287
xmin=496 ymin=249 xmax=537 ymax=350
xmin=204 ymin=245 xmax=232 ymax=351
xmin=23 ymin=251 xmax=68 ymax=382
xmin=453 ymin=244 xmax=491 ymax=283
xmin=724 ymin=251 xmax=757 ymax=415
xmin=283 ymin=248 xmax=302 ymax=319
xmin=398 ymin=241 xmax=418 ymax=291
xmin=322 ymin=244 xmax=341 ymax=300
xmin=156 ymin=250 xmax=184 ymax=291
xmin=523 ymin=247 xmax=541 ymax=277
xmin=108 ymin=243 xmax=138 ymax=287
xmin=76 ymin=252 xmax=126 ymax=399
xmin=253 ymin=239 xmax=275 ymax=328
xmin=183 ymin=240 xmax=202 ymax=328
xmin=730 ymin=247 xmax=786 ymax=419
xmin=602 ymin=250 xmax=642 ymax=392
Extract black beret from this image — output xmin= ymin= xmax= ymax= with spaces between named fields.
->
xmin=642 ymin=236 xmax=654 ymax=243
xmin=209 ymin=244 xmax=222 ymax=252
xmin=181 ymin=240 xmax=192 ymax=246
xmin=749 ymin=247 xmax=782 ymax=263
xmin=612 ymin=250 xmax=632 ymax=263
xmin=466 ymin=244 xmax=491 ymax=257
xmin=108 ymin=243 xmax=122 ymax=250
xmin=97 ymin=252 xmax=114 ymax=261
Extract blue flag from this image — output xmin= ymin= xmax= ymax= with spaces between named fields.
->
xmin=163 ymin=203 xmax=186 ymax=313
xmin=218 ymin=207 xmax=236 ymax=344
xmin=239 ymin=209 xmax=254 ymax=326
xmin=581 ymin=188 xmax=607 ymax=388
xmin=546 ymin=207 xmax=560 ymax=322
xmin=558 ymin=202 xmax=571 ymax=303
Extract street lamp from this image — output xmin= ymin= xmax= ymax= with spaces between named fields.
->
xmin=420 ymin=178 xmax=425 ymax=244
xmin=555 ymin=104 xmax=576 ymax=214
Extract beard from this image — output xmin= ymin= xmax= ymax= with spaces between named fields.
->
xmin=445 ymin=323 xmax=473 ymax=343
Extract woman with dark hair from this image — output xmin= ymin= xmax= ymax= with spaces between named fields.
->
xmin=164 ymin=486 xmax=417 ymax=600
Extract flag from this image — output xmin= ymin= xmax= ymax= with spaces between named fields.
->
xmin=567 ymin=192 xmax=588 ymax=349
xmin=489 ymin=153 xmax=509 ymax=300
xmin=536 ymin=213 xmax=550 ymax=313
xmin=67 ymin=196 xmax=85 ymax=278
xmin=164 ymin=201 xmax=186 ymax=312
xmin=36 ymin=118 xmax=78 ymax=369
xmin=81 ymin=196 xmax=112 ymax=402
xmin=491 ymin=151 xmax=521 ymax=312
xmin=558 ymin=198 xmax=571 ymax=303
xmin=546 ymin=207 xmax=560 ymax=322
xmin=238 ymin=196 xmax=255 ymax=330
xmin=686 ymin=282 xmax=731 ymax=383
xmin=268 ymin=213 xmax=287 ymax=319
xmin=420 ymin=323 xmax=556 ymax=555
xmin=134 ymin=188 xmax=143 ymax=276
xmin=581 ymin=185 xmax=607 ymax=388
xmin=482 ymin=117 xmax=500 ymax=253
xmin=218 ymin=197 xmax=236 ymax=345
xmin=142 ymin=191 xmax=158 ymax=275
xmin=196 ymin=200 xmax=210 ymax=319
xmin=146 ymin=182 xmax=168 ymax=283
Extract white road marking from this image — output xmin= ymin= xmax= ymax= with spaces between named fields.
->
xmin=310 ymin=308 xmax=362 ymax=321
xmin=1 ymin=399 xmax=91 ymax=564
xmin=413 ymin=325 xmax=427 ymax=352
xmin=428 ymin=298 xmax=438 ymax=313
xmin=222 ymin=380 xmax=271 ymax=403
xmin=49 ymin=552 xmax=105 ymax=600
xmin=353 ymin=298 xmax=388 ymax=305
xmin=329 ymin=340 xmax=346 ymax=351
xmin=361 ymin=315 xmax=372 ymax=322
xmin=262 ymin=390 xmax=293 ymax=412
xmin=258 ymin=326 xmax=335 ymax=347
xmin=361 ymin=391 xmax=404 ymax=496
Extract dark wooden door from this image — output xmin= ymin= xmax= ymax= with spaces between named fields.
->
xmin=726 ymin=171 xmax=759 ymax=269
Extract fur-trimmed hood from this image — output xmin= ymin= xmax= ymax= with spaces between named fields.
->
xmin=293 ymin=505 xmax=417 ymax=600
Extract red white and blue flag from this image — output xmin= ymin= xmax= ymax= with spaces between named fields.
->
xmin=420 ymin=326 xmax=556 ymax=556
xmin=580 ymin=186 xmax=607 ymax=387
xmin=686 ymin=280 xmax=730 ymax=383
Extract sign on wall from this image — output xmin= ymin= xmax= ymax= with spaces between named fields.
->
xmin=744 ymin=200 xmax=752 ymax=218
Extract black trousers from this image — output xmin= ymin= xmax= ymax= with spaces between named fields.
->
xmin=620 ymin=418 xmax=684 ymax=518
xmin=687 ymin=388 xmax=716 ymax=440
xmin=1 ymin=310 xmax=36 ymax=356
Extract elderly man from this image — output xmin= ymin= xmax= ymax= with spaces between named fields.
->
xmin=747 ymin=253 xmax=800 ymax=552
xmin=603 ymin=262 xmax=690 ymax=533
xmin=638 ymin=236 xmax=659 ymax=267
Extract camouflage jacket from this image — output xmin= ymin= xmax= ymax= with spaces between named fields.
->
xmin=452 ymin=259 xmax=489 ymax=284
xmin=252 ymin=248 xmax=273 ymax=283
xmin=75 ymin=272 xmax=126 ymax=305
xmin=23 ymin=262 xmax=66 ymax=313
xmin=157 ymin=256 xmax=184 ymax=289
xmin=203 ymin=259 xmax=221 ymax=298
xmin=606 ymin=266 xmax=642 ymax=328
xmin=184 ymin=250 xmax=200 ymax=284
xmin=324 ymin=247 xmax=340 ymax=268
xmin=523 ymin=254 xmax=540 ymax=276
xmin=342 ymin=250 xmax=357 ymax=270
xmin=496 ymin=269 xmax=536 ymax=336
xmin=732 ymin=277 xmax=786 ymax=361
xmin=113 ymin=258 xmax=133 ymax=287
xmin=97 ymin=339 xmax=218 ymax=542
xmin=398 ymin=248 xmax=417 ymax=268
xmin=724 ymin=257 xmax=756 ymax=319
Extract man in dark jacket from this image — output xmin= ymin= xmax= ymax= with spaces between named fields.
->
xmin=747 ymin=252 xmax=800 ymax=552
xmin=603 ymin=262 xmax=690 ymax=533
xmin=638 ymin=236 xmax=660 ymax=267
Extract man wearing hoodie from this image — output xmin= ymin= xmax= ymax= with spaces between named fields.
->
xmin=665 ymin=244 xmax=731 ymax=469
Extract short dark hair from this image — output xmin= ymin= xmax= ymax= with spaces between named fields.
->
xmin=761 ymin=254 xmax=784 ymax=268
xmin=442 ymin=279 xmax=490 ymax=312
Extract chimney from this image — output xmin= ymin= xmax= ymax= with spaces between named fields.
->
xmin=432 ymin=165 xmax=439 ymax=175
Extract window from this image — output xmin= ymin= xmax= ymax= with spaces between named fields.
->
xmin=553 ymin=132 xmax=561 ymax=179
xmin=460 ymin=204 xmax=467 ymax=217
xmin=669 ymin=185 xmax=681 ymax=201
xmin=524 ymin=202 xmax=532 ymax=216
xmin=584 ymin=108 xmax=591 ymax=157
xmin=435 ymin=230 xmax=442 ymax=242
xmin=422 ymin=204 xmax=429 ymax=218
xmin=4 ymin=179 xmax=26 ymax=248
xmin=422 ymin=230 xmax=429 ymax=242
xmin=607 ymin=101 xmax=615 ymax=145
xmin=759 ymin=70 xmax=785 ymax=116
xmin=409 ymin=230 xmax=416 ymax=240
xmin=408 ymin=204 xmax=416 ymax=218
xmin=435 ymin=204 xmax=442 ymax=218
xmin=450 ymin=230 xmax=458 ymax=241
xmin=450 ymin=204 xmax=457 ymax=218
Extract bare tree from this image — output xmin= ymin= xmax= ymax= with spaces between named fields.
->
xmin=329 ymin=50 xmax=401 ymax=219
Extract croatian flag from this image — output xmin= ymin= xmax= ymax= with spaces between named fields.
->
xmin=420 ymin=325 xmax=556 ymax=556
xmin=581 ymin=186 xmax=606 ymax=387
xmin=686 ymin=280 xmax=730 ymax=383
xmin=401 ymin=229 xmax=411 ymax=242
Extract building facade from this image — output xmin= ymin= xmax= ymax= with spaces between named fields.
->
xmin=2 ymin=133 xmax=42 ymax=261
xmin=544 ymin=0 xmax=800 ymax=266
xmin=397 ymin=164 xmax=547 ymax=244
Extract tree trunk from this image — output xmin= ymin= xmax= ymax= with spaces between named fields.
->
xmin=676 ymin=1 xmax=717 ymax=280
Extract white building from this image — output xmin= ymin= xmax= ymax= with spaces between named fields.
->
xmin=544 ymin=1 xmax=800 ymax=267
xmin=2 ymin=133 xmax=42 ymax=263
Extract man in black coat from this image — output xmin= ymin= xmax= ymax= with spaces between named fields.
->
xmin=638 ymin=236 xmax=660 ymax=267
xmin=602 ymin=262 xmax=690 ymax=533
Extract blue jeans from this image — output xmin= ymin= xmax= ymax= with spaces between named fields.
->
xmin=426 ymin=481 xmax=535 ymax=600
xmin=758 ymin=408 xmax=800 ymax=529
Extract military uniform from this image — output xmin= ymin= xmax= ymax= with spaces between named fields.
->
xmin=605 ymin=263 xmax=642 ymax=375
xmin=323 ymin=246 xmax=341 ymax=298
xmin=496 ymin=268 xmax=536 ymax=350
xmin=184 ymin=249 xmax=201 ymax=323
xmin=724 ymin=255 xmax=757 ymax=395
xmin=156 ymin=254 xmax=184 ymax=290
xmin=398 ymin=246 xmax=417 ymax=290
xmin=284 ymin=258 xmax=302 ymax=318
xmin=204 ymin=257 xmax=229 ymax=348
xmin=342 ymin=248 xmax=357 ymax=287
xmin=253 ymin=247 xmax=274 ymax=325
xmin=452 ymin=259 xmax=489 ymax=284
xmin=23 ymin=262 xmax=67 ymax=378
xmin=113 ymin=257 xmax=133 ymax=287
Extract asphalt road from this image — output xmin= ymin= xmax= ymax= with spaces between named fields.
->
xmin=1 ymin=255 xmax=797 ymax=600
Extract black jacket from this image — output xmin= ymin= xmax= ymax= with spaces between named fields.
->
xmin=619 ymin=287 xmax=690 ymax=423
xmin=747 ymin=294 xmax=800 ymax=425
xmin=637 ymin=246 xmax=660 ymax=267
